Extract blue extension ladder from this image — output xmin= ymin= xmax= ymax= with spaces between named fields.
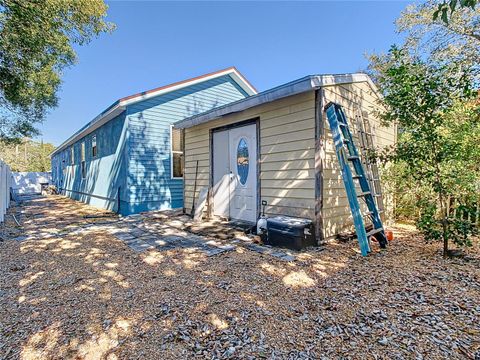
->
xmin=325 ymin=102 xmax=388 ymax=256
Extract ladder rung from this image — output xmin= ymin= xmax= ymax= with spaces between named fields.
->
xmin=365 ymin=209 xmax=384 ymax=216
xmin=325 ymin=103 xmax=386 ymax=257
xmin=357 ymin=191 xmax=371 ymax=197
xmin=366 ymin=228 xmax=383 ymax=238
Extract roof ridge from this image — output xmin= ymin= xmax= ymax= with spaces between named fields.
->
xmin=118 ymin=66 xmax=254 ymax=103
xmin=51 ymin=67 xmax=255 ymax=157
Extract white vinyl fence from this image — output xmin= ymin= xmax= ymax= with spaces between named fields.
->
xmin=0 ymin=160 xmax=12 ymax=224
xmin=11 ymin=172 xmax=51 ymax=195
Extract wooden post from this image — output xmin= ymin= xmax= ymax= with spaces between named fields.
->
xmin=206 ymin=187 xmax=213 ymax=219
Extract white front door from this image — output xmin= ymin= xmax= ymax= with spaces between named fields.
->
xmin=212 ymin=123 xmax=257 ymax=222
xmin=212 ymin=130 xmax=230 ymax=218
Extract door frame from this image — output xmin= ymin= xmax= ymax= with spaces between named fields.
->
xmin=209 ymin=117 xmax=260 ymax=222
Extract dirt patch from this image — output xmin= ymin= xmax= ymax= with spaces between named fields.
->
xmin=0 ymin=195 xmax=479 ymax=359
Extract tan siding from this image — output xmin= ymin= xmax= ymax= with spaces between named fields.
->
xmin=261 ymin=141 xmax=314 ymax=154
xmin=260 ymin=169 xmax=315 ymax=180
xmin=261 ymin=109 xmax=314 ymax=130
xmin=261 ymin=118 xmax=313 ymax=136
xmin=260 ymin=159 xmax=314 ymax=172
xmin=322 ymin=81 xmax=396 ymax=239
xmin=260 ymin=149 xmax=314 ymax=163
xmin=261 ymin=179 xmax=315 ymax=189
xmin=183 ymin=80 xmax=395 ymax=243
xmin=183 ymin=91 xmax=316 ymax=216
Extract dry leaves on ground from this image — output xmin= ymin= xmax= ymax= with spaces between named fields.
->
xmin=0 ymin=195 xmax=479 ymax=359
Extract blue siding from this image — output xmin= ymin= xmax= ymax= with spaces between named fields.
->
xmin=52 ymin=74 xmax=249 ymax=215
xmin=51 ymin=113 xmax=129 ymax=213
xmin=125 ymin=75 xmax=248 ymax=214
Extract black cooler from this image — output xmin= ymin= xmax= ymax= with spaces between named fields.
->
xmin=265 ymin=216 xmax=316 ymax=251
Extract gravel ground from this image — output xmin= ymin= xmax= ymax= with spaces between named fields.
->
xmin=1 ymin=195 xmax=479 ymax=360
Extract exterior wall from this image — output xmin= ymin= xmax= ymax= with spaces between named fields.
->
xmin=183 ymin=91 xmax=316 ymax=219
xmin=51 ymin=149 xmax=67 ymax=189
xmin=125 ymin=74 xmax=250 ymax=214
xmin=182 ymin=81 xmax=395 ymax=241
xmin=51 ymin=113 xmax=129 ymax=213
xmin=321 ymin=82 xmax=396 ymax=239
xmin=51 ymin=74 xmax=249 ymax=215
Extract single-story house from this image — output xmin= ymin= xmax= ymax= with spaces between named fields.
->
xmin=175 ymin=73 xmax=396 ymax=243
xmin=50 ymin=67 xmax=256 ymax=215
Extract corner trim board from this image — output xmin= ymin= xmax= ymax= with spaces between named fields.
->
xmin=315 ymin=88 xmax=325 ymax=245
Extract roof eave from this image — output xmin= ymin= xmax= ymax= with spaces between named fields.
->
xmin=174 ymin=73 xmax=376 ymax=130
xmin=174 ymin=76 xmax=315 ymax=130
xmin=51 ymin=67 xmax=256 ymax=157
xmin=50 ymin=104 xmax=126 ymax=157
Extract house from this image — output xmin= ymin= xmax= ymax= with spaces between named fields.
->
xmin=175 ymin=73 xmax=396 ymax=243
xmin=50 ymin=67 xmax=256 ymax=215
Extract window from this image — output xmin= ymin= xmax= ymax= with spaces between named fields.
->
xmin=237 ymin=138 xmax=249 ymax=185
xmin=92 ymin=134 xmax=97 ymax=157
xmin=81 ymin=142 xmax=86 ymax=179
xmin=171 ymin=126 xmax=184 ymax=178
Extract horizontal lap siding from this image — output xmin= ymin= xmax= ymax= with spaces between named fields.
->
xmin=52 ymin=113 xmax=128 ymax=213
xmin=322 ymin=82 xmax=396 ymax=239
xmin=184 ymin=91 xmax=316 ymax=219
xmin=127 ymin=75 xmax=249 ymax=213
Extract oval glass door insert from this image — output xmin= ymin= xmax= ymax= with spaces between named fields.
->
xmin=237 ymin=138 xmax=249 ymax=185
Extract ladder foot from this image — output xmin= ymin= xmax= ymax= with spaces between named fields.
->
xmin=374 ymin=233 xmax=388 ymax=248
xmin=326 ymin=102 xmax=387 ymax=257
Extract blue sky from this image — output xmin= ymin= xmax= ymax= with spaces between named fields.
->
xmin=38 ymin=0 xmax=409 ymax=146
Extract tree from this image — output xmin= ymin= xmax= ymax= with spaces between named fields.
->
xmin=0 ymin=0 xmax=114 ymax=142
xmin=396 ymin=1 xmax=480 ymax=77
xmin=373 ymin=47 xmax=480 ymax=257
xmin=0 ymin=138 xmax=55 ymax=172
xmin=433 ymin=0 xmax=479 ymax=23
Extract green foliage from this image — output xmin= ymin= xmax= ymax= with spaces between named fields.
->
xmin=374 ymin=46 xmax=480 ymax=256
xmin=0 ymin=138 xmax=55 ymax=171
xmin=395 ymin=1 xmax=480 ymax=79
xmin=0 ymin=0 xmax=114 ymax=141
xmin=433 ymin=0 xmax=479 ymax=23
xmin=416 ymin=200 xmax=477 ymax=247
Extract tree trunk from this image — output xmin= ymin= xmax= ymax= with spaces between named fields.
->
xmin=438 ymin=190 xmax=449 ymax=257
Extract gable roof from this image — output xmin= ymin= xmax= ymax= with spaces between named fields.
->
xmin=51 ymin=67 xmax=256 ymax=157
xmin=175 ymin=73 xmax=379 ymax=129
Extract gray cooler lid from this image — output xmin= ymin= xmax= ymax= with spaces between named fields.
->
xmin=267 ymin=216 xmax=312 ymax=227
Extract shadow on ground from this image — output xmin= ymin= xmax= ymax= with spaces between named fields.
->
xmin=0 ymin=196 xmax=479 ymax=359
